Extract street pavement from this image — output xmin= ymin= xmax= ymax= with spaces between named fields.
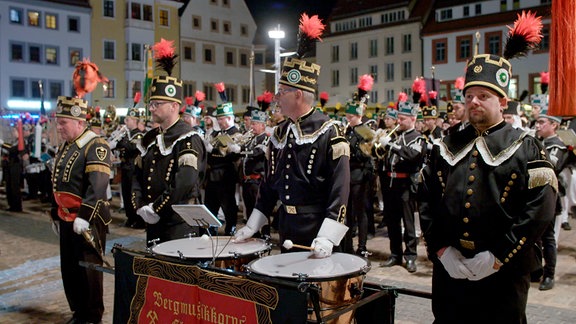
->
xmin=1 ymin=196 xmax=575 ymax=323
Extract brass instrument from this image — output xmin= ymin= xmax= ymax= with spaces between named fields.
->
xmin=359 ymin=124 xmax=400 ymax=157
xmin=107 ymin=125 xmax=128 ymax=150
xmin=102 ymin=105 xmax=119 ymax=136
xmin=235 ymin=129 xmax=254 ymax=147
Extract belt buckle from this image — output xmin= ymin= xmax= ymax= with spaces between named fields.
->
xmin=285 ymin=205 xmax=297 ymax=214
xmin=460 ymin=239 xmax=476 ymax=250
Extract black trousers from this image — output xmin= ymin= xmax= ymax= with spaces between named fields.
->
xmin=120 ymin=166 xmax=139 ymax=225
xmin=59 ymin=220 xmax=106 ymax=323
xmin=432 ymin=261 xmax=529 ymax=324
xmin=539 ymin=219 xmax=557 ymax=278
xmin=205 ymin=179 xmax=238 ymax=235
xmin=5 ymin=163 xmax=22 ymax=211
xmin=381 ymin=177 xmax=417 ymax=261
xmin=343 ymin=181 xmax=369 ymax=253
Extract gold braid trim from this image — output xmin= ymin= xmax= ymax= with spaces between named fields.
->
xmin=528 ymin=167 xmax=558 ymax=192
xmin=85 ymin=164 xmax=111 ymax=175
xmin=337 ymin=205 xmax=347 ymax=224
xmin=332 ymin=141 xmax=350 ymax=160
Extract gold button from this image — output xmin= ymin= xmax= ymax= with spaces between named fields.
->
xmin=511 ymin=173 xmax=517 ymax=179
xmin=467 ymin=189 xmax=473 ymax=195
xmin=508 ymin=180 xmax=513 ymax=186
xmin=504 ymin=186 xmax=510 ymax=191
xmin=463 ymin=217 xmax=469 ymax=223
xmin=472 ymin=150 xmax=478 ymax=157
xmin=519 ymin=240 xmax=525 ymax=245
xmin=504 ymin=258 xmax=509 ymax=262
xmin=513 ymin=249 xmax=517 ymax=253
xmin=147 ymin=186 xmax=151 ymax=189
xmin=463 ymin=232 xmax=469 ymax=237
xmin=508 ymin=253 xmax=513 ymax=258
xmin=517 ymin=245 xmax=522 ymax=250
xmin=147 ymin=177 xmax=151 ymax=181
xmin=503 ymin=192 xmax=508 ymax=197
xmin=501 ymin=198 xmax=506 ymax=203
xmin=437 ymin=171 xmax=442 ymax=176
xmin=469 ymin=163 xmax=476 ymax=169
xmin=468 ymin=175 xmax=475 ymax=182
xmin=465 ymin=202 xmax=471 ymax=208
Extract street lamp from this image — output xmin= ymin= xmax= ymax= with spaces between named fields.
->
xmin=268 ymin=25 xmax=285 ymax=95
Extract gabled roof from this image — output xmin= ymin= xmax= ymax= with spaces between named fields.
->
xmin=422 ymin=4 xmax=551 ymax=35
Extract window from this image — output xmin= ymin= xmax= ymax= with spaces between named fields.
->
xmin=28 ymin=10 xmax=40 ymax=27
xmin=513 ymin=0 xmax=520 ymax=9
xmin=129 ymin=81 xmax=141 ymax=99
xmin=535 ymin=24 xmax=550 ymax=53
xmin=440 ymin=9 xmax=452 ymax=20
xmin=104 ymin=40 xmax=115 ymax=60
xmin=254 ymin=52 xmax=264 ymax=65
xmin=49 ymin=81 xmax=64 ymax=99
xmin=211 ymin=19 xmax=219 ymax=32
xmin=45 ymin=46 xmax=58 ymax=65
xmin=104 ymin=80 xmax=115 ymax=98
xmin=183 ymin=81 xmax=195 ymax=98
xmin=370 ymin=65 xmax=378 ymax=82
xmin=403 ymin=34 xmax=412 ymax=53
xmin=370 ymin=91 xmax=378 ymax=104
xmin=386 ymin=89 xmax=395 ymax=103
xmin=386 ymin=63 xmax=394 ymax=81
xmin=11 ymin=43 xmax=24 ymax=61
xmin=331 ymin=45 xmax=339 ymax=63
xmin=475 ymin=4 xmax=482 ymax=15
xmin=69 ymin=48 xmax=82 ymax=66
xmin=350 ymin=42 xmax=358 ymax=60
xmin=159 ymin=9 xmax=169 ymax=26
xmin=240 ymin=52 xmax=248 ymax=67
xmin=11 ymin=79 xmax=26 ymax=97
xmin=10 ymin=8 xmax=23 ymax=24
xmin=29 ymin=45 xmax=41 ymax=63
xmin=203 ymin=45 xmax=215 ymax=64
xmin=45 ymin=13 xmax=57 ymax=29
xmin=223 ymin=0 xmax=230 ymax=7
xmin=432 ymin=38 xmax=448 ymax=64
xmin=500 ymin=0 xmax=507 ymax=11
xmin=485 ymin=31 xmax=501 ymax=56
xmin=457 ymin=35 xmax=472 ymax=62
xmin=68 ymin=16 xmax=79 ymax=32
xmin=463 ymin=6 xmax=469 ymax=17
xmin=210 ymin=0 xmax=217 ymax=4
xmin=131 ymin=43 xmax=141 ymax=61
xmin=350 ymin=67 xmax=358 ymax=85
xmin=386 ymin=37 xmax=394 ymax=55
xmin=203 ymin=84 xmax=215 ymax=101
xmin=223 ymin=21 xmax=231 ymax=34
xmin=131 ymin=3 xmax=141 ymax=19
xmin=183 ymin=42 xmax=195 ymax=61
xmin=225 ymin=86 xmax=236 ymax=103
xmin=225 ymin=48 xmax=236 ymax=66
xmin=403 ymin=61 xmax=412 ymax=80
xmin=143 ymin=5 xmax=153 ymax=21
xmin=31 ymin=80 xmax=43 ymax=98
xmin=240 ymin=24 xmax=248 ymax=36
xmin=242 ymin=87 xmax=250 ymax=104
xmin=104 ymin=0 xmax=114 ymax=17
xmin=193 ymin=16 xmax=201 ymax=29
xmin=369 ymin=39 xmax=378 ymax=57
xmin=331 ymin=70 xmax=340 ymax=87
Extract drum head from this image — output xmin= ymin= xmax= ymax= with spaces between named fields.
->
xmin=152 ymin=237 xmax=268 ymax=259
xmin=248 ymin=252 xmax=370 ymax=280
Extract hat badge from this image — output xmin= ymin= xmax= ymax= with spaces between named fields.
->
xmin=496 ymin=68 xmax=509 ymax=87
xmin=287 ymin=69 xmax=301 ymax=84
xmin=474 ymin=65 xmax=483 ymax=73
xmin=71 ymin=105 xmax=82 ymax=117
xmin=165 ymin=84 xmax=176 ymax=97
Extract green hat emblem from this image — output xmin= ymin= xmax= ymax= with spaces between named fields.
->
xmin=165 ymin=84 xmax=176 ymax=97
xmin=496 ymin=68 xmax=509 ymax=87
xmin=287 ymin=69 xmax=301 ymax=84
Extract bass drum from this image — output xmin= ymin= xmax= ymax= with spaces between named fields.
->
xmin=152 ymin=236 xmax=270 ymax=271
xmin=247 ymin=252 xmax=371 ymax=324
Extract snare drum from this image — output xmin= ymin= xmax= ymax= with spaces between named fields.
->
xmin=151 ymin=236 xmax=270 ymax=271
xmin=247 ymin=252 xmax=370 ymax=324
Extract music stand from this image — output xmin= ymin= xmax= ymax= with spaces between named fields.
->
xmin=172 ymin=204 xmax=222 ymax=230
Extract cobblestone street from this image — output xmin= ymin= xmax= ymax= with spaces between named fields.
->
xmin=1 ymin=197 xmax=576 ymax=323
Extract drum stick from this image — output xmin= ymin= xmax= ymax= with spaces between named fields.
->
xmin=282 ymin=240 xmax=314 ymax=251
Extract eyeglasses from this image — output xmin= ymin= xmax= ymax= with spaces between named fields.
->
xmin=148 ymin=101 xmax=171 ymax=109
xmin=275 ymin=88 xmax=298 ymax=97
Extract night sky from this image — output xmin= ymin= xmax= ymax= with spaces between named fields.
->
xmin=245 ymin=0 xmax=338 ymax=49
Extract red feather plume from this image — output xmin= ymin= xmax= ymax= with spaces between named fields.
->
xmin=540 ymin=71 xmax=550 ymax=85
xmin=195 ymin=90 xmax=206 ymax=102
xmin=358 ymin=74 xmax=374 ymax=92
xmin=428 ymin=91 xmax=438 ymax=100
xmin=262 ymin=91 xmax=274 ymax=103
xmin=299 ymin=13 xmax=325 ymax=41
xmin=320 ymin=91 xmax=329 ymax=101
xmin=504 ymin=10 xmax=543 ymax=59
xmin=152 ymin=38 xmax=178 ymax=76
xmin=185 ymin=96 xmax=194 ymax=106
xmin=454 ymin=77 xmax=465 ymax=90
xmin=412 ymin=78 xmax=426 ymax=94
xmin=214 ymin=82 xmax=226 ymax=93
xmin=73 ymin=58 xmax=108 ymax=98
xmin=133 ymin=91 xmax=141 ymax=107
xmin=398 ymin=92 xmax=408 ymax=103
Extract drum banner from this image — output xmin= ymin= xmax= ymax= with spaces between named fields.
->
xmin=127 ymin=256 xmax=279 ymax=324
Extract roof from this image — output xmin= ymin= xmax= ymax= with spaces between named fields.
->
xmin=44 ymin=0 xmax=91 ymax=8
xmin=329 ymin=0 xmax=410 ymax=20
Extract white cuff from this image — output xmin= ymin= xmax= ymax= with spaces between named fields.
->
xmin=246 ymin=209 xmax=267 ymax=231
xmin=317 ymin=218 xmax=349 ymax=246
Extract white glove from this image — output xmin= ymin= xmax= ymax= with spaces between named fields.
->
xmin=0 ymin=139 xmax=4 ymax=146
xmin=439 ymin=246 xmax=474 ymax=279
xmin=311 ymin=237 xmax=333 ymax=258
xmin=310 ymin=218 xmax=349 ymax=258
xmin=256 ymin=144 xmax=268 ymax=152
xmin=233 ymin=209 xmax=267 ymax=242
xmin=379 ymin=136 xmax=391 ymax=147
xmin=137 ymin=203 xmax=160 ymax=224
xmin=51 ymin=220 xmax=60 ymax=236
xmin=462 ymin=251 xmax=499 ymax=281
xmin=227 ymin=143 xmax=241 ymax=154
xmin=73 ymin=217 xmax=90 ymax=235
xmin=204 ymin=140 xmax=213 ymax=152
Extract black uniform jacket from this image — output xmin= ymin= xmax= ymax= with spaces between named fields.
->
xmin=420 ymin=121 xmax=557 ymax=274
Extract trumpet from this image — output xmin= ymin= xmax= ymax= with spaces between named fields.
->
xmin=235 ymin=129 xmax=254 ymax=147
xmin=359 ymin=124 xmax=400 ymax=157
xmin=107 ymin=125 xmax=128 ymax=150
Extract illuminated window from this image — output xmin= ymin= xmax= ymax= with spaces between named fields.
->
xmin=46 ymin=13 xmax=57 ymax=29
xmin=10 ymin=8 xmax=23 ymax=24
xmin=159 ymin=9 xmax=169 ymax=26
xmin=28 ymin=10 xmax=40 ymax=27
xmin=45 ymin=46 xmax=58 ymax=65
xmin=69 ymin=48 xmax=81 ymax=66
